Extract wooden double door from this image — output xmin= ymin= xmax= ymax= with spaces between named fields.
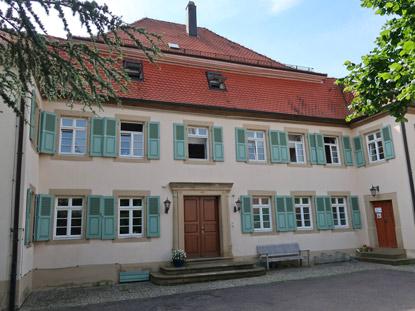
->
xmin=184 ymin=196 xmax=220 ymax=259
xmin=373 ymin=200 xmax=398 ymax=248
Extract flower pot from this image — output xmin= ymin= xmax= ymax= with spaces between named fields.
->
xmin=173 ymin=259 xmax=185 ymax=267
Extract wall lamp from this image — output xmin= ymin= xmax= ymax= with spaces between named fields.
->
xmin=370 ymin=185 xmax=380 ymax=197
xmin=234 ymin=199 xmax=241 ymax=212
xmin=164 ymin=198 xmax=172 ymax=214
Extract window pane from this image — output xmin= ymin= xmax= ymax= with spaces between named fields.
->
xmin=198 ymin=128 xmax=207 ymax=136
xmin=120 ymin=219 xmax=129 ymax=226
xmin=56 ymin=228 xmax=66 ymax=236
xmin=121 ymin=123 xmax=143 ymax=132
xmin=76 ymin=120 xmax=87 ymax=128
xmin=120 ymin=199 xmax=130 ymax=207
xmin=132 ymin=199 xmax=142 ymax=207
xmin=120 ymin=227 xmax=129 ymax=234
xmin=58 ymin=199 xmax=68 ymax=206
xmin=62 ymin=119 xmax=73 ymax=127
xmin=71 ymin=227 xmax=81 ymax=235
xmin=120 ymin=211 xmax=129 ymax=217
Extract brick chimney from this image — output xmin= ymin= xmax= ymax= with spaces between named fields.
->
xmin=186 ymin=1 xmax=197 ymax=37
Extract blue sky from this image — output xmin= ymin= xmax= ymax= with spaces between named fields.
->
xmin=40 ymin=0 xmax=389 ymax=78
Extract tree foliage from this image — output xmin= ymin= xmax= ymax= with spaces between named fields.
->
xmin=0 ymin=0 xmax=163 ymax=116
xmin=337 ymin=0 xmax=415 ymax=122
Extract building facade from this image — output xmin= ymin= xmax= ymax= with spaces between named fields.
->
xmin=1 ymin=2 xmax=415 ymax=308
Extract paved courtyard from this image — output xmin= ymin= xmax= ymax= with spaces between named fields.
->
xmin=20 ymin=262 xmax=415 ymax=310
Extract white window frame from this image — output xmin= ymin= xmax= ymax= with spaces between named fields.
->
xmin=253 ymin=197 xmax=272 ymax=232
xmin=54 ymin=197 xmax=84 ymax=239
xmin=120 ymin=122 xmax=144 ymax=158
xmin=331 ymin=197 xmax=349 ymax=228
xmin=187 ymin=127 xmax=209 ymax=160
xmin=288 ymin=134 xmax=306 ymax=164
xmin=118 ymin=198 xmax=144 ymax=238
xmin=366 ymin=131 xmax=385 ymax=163
xmin=295 ymin=197 xmax=313 ymax=230
xmin=59 ymin=118 xmax=87 ymax=155
xmin=324 ymin=136 xmax=341 ymax=165
xmin=247 ymin=131 xmax=267 ymax=162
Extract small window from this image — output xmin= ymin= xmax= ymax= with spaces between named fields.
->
xmin=253 ymin=197 xmax=272 ymax=232
xmin=54 ymin=197 xmax=83 ymax=239
xmin=324 ymin=136 xmax=340 ymax=165
xmin=124 ymin=60 xmax=143 ymax=81
xmin=119 ymin=198 xmax=143 ymax=237
xmin=188 ymin=127 xmax=209 ymax=160
xmin=206 ymin=72 xmax=227 ymax=91
xmin=120 ymin=122 xmax=144 ymax=158
xmin=366 ymin=131 xmax=384 ymax=163
xmin=59 ymin=118 xmax=87 ymax=155
xmin=331 ymin=197 xmax=348 ymax=228
xmin=289 ymin=134 xmax=305 ymax=163
xmin=248 ymin=131 xmax=266 ymax=162
xmin=295 ymin=197 xmax=312 ymax=229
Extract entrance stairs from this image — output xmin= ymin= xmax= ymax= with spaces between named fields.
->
xmin=150 ymin=258 xmax=266 ymax=285
xmin=355 ymin=248 xmax=415 ymax=265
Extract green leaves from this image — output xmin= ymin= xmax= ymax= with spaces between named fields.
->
xmin=337 ymin=0 xmax=415 ymax=122
xmin=0 ymin=0 xmax=164 ymax=117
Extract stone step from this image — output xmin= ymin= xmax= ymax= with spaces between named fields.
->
xmin=160 ymin=261 xmax=254 ymax=275
xmin=150 ymin=267 xmax=266 ymax=286
xmin=355 ymin=256 xmax=415 ymax=266
xmin=358 ymin=252 xmax=406 ymax=260
xmin=185 ymin=257 xmax=234 ymax=265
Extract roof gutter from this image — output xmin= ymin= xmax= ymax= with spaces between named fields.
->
xmin=400 ymin=121 xmax=415 ymax=223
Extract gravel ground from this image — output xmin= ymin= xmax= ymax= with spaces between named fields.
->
xmin=19 ymin=262 xmax=415 ymax=311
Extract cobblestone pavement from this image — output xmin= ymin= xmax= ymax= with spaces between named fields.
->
xmin=20 ymin=262 xmax=415 ymax=310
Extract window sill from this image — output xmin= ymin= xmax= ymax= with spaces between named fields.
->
xmin=366 ymin=159 xmax=387 ymax=168
xmin=112 ymin=237 xmax=151 ymax=243
xmin=294 ymin=229 xmax=318 ymax=235
xmin=287 ymin=163 xmax=312 ymax=168
xmin=44 ymin=239 xmax=91 ymax=245
xmin=250 ymin=231 xmax=278 ymax=236
xmin=246 ymin=161 xmax=271 ymax=166
xmin=51 ymin=154 xmax=93 ymax=161
xmin=332 ymin=227 xmax=353 ymax=233
xmin=113 ymin=157 xmax=150 ymax=163
xmin=184 ymin=159 xmax=215 ymax=165
xmin=324 ymin=164 xmax=346 ymax=169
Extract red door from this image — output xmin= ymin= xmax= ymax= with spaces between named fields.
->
xmin=184 ymin=196 xmax=220 ymax=258
xmin=373 ymin=200 xmax=398 ymax=248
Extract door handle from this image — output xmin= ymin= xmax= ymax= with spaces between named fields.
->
xmin=201 ymin=226 xmax=204 ymax=233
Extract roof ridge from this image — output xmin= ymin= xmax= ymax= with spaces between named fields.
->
xmin=130 ymin=17 xmax=186 ymax=29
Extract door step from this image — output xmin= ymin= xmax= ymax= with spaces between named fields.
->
xmin=355 ymin=249 xmax=415 ymax=265
xmin=150 ymin=261 xmax=266 ymax=285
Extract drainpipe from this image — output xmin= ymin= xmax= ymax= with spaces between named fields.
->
xmin=9 ymin=98 xmax=25 ymax=311
xmin=400 ymin=121 xmax=415 ymax=223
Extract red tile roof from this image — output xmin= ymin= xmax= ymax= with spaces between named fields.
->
xmin=121 ymin=60 xmax=349 ymax=120
xmin=122 ymin=18 xmax=308 ymax=72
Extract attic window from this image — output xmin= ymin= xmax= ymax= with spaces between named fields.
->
xmin=206 ymin=72 xmax=227 ymax=91
xmin=123 ymin=60 xmax=143 ymax=81
xmin=168 ymin=42 xmax=180 ymax=49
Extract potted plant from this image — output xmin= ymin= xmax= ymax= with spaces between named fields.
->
xmin=171 ymin=249 xmax=187 ymax=267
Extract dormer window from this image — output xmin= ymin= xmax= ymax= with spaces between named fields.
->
xmin=206 ymin=72 xmax=227 ymax=91
xmin=123 ymin=60 xmax=143 ymax=81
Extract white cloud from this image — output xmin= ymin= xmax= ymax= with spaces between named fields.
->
xmin=270 ymin=0 xmax=301 ymax=14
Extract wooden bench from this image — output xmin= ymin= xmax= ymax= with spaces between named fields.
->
xmin=257 ymin=243 xmax=310 ymax=271
xmin=119 ymin=270 xmax=149 ymax=283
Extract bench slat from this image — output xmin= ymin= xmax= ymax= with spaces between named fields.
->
xmin=119 ymin=270 xmax=149 ymax=283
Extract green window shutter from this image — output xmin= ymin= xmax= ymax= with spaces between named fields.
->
xmin=241 ymin=195 xmax=253 ymax=233
xmin=103 ymin=118 xmax=118 ymax=157
xmin=90 ymin=117 xmax=104 ymax=156
xmin=353 ymin=136 xmax=366 ymax=167
xmin=147 ymin=196 xmax=160 ymax=238
xmin=308 ymin=133 xmax=318 ymax=164
xmin=269 ymin=130 xmax=289 ymax=163
xmin=37 ymin=109 xmax=42 ymax=152
xmin=342 ymin=136 xmax=354 ymax=166
xmin=102 ymin=196 xmax=116 ymax=239
xmin=87 ymin=196 xmax=102 ymax=239
xmin=315 ymin=133 xmax=326 ymax=164
xmin=29 ymin=90 xmax=36 ymax=142
xmin=147 ymin=121 xmax=160 ymax=159
xmin=350 ymin=195 xmax=363 ymax=229
xmin=315 ymin=196 xmax=332 ymax=230
xmin=39 ymin=111 xmax=57 ymax=154
xmin=324 ymin=196 xmax=334 ymax=229
xmin=24 ymin=189 xmax=32 ymax=245
xmin=34 ymin=194 xmax=53 ymax=241
xmin=235 ymin=127 xmax=247 ymax=162
xmin=212 ymin=126 xmax=224 ymax=161
xmin=381 ymin=125 xmax=395 ymax=160
xmin=173 ymin=123 xmax=187 ymax=160
xmin=275 ymin=196 xmax=296 ymax=231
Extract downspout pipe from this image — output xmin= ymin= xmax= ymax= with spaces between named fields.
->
xmin=9 ymin=98 xmax=25 ymax=311
xmin=400 ymin=121 xmax=415 ymax=222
